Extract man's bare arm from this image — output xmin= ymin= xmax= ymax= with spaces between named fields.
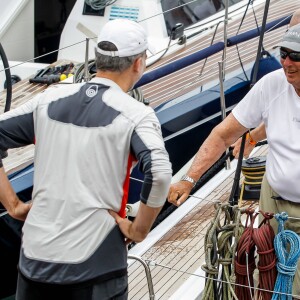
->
xmin=231 ymin=123 xmax=267 ymax=158
xmin=109 ymin=203 xmax=162 ymax=243
xmin=0 ymin=165 xmax=32 ymax=221
xmin=168 ymin=113 xmax=248 ymax=206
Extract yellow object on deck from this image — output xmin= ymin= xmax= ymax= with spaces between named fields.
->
xmin=239 ymin=156 xmax=266 ymax=205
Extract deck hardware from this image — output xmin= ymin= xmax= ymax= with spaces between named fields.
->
xmin=84 ymin=38 xmax=90 ymax=82
xmin=128 ymin=255 xmax=155 ymax=299
xmin=218 ymin=61 xmax=230 ymax=170
xmin=171 ymin=23 xmax=184 ymax=40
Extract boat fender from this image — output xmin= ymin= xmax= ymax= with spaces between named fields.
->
xmin=126 ymin=201 xmax=140 ymax=217
xmin=250 ymin=50 xmax=282 ymax=83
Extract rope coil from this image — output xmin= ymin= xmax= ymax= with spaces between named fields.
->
xmin=201 ymin=203 xmax=244 ymax=299
xmin=272 ymin=212 xmax=300 ymax=300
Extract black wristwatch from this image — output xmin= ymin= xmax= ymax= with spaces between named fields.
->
xmin=180 ymin=174 xmax=196 ymax=187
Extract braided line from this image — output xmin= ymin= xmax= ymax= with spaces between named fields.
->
xmin=272 ymin=213 xmax=300 ymax=300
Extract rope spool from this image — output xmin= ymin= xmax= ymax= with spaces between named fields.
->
xmin=239 ymin=156 xmax=266 ymax=203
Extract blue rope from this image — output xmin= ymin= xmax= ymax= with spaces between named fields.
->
xmin=272 ymin=212 xmax=300 ymax=300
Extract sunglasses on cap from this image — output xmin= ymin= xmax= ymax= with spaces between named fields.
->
xmin=280 ymin=48 xmax=300 ymax=62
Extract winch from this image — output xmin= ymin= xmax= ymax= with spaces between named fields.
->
xmin=239 ymin=156 xmax=266 ymax=201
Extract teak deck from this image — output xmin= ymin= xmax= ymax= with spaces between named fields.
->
xmin=0 ymin=0 xmax=297 ymax=298
xmin=128 ymin=145 xmax=268 ymax=299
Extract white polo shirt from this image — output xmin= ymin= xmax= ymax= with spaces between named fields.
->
xmin=233 ymin=68 xmax=300 ymax=202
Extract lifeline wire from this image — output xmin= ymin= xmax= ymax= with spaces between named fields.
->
xmin=128 ymin=206 xmax=298 ymax=299
xmin=152 ymin=12 xmax=292 ymax=104
xmin=3 ymin=185 xmax=300 ymax=222
xmin=142 ymin=259 xmax=297 ymax=298
xmin=0 ymin=0 xmax=199 ymax=74
xmin=129 ymin=178 xmax=300 ymax=222
xmin=0 ymin=1 xmax=292 ymax=119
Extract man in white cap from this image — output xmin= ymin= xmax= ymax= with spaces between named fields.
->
xmin=0 ymin=19 xmax=172 ymax=299
xmin=231 ymin=8 xmax=300 ymax=159
xmin=168 ymin=23 xmax=300 ymax=296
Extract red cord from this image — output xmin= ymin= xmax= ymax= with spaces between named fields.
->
xmin=235 ymin=210 xmax=277 ymax=299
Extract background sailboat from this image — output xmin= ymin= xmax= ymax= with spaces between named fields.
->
xmin=0 ymin=0 xmax=299 ymax=298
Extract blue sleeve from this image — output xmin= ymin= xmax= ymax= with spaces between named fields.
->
xmin=0 ymin=97 xmax=39 ymax=151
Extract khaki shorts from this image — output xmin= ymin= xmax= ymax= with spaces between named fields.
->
xmin=259 ymin=174 xmax=300 ymax=298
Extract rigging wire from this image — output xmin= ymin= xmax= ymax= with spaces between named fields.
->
xmin=0 ymin=40 xmax=86 ymax=74
xmin=0 ymin=0 xmax=199 ymax=75
xmin=0 ymin=0 xmax=266 ymax=75
xmin=146 ymin=35 xmax=173 ymax=68
xmin=149 ymin=13 xmax=292 ymax=106
xmin=140 ymin=0 xmax=199 ymax=23
xmin=198 ymin=20 xmax=223 ymax=92
xmin=0 ymin=3 xmax=293 ymax=110
xmin=234 ymin=0 xmax=253 ymax=81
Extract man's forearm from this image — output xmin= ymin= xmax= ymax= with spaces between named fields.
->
xmin=187 ymin=113 xmax=247 ymax=181
xmin=187 ymin=131 xmax=227 ymax=181
xmin=110 ymin=203 xmax=163 ymax=243
xmin=0 ymin=164 xmax=31 ymax=221
xmin=0 ymin=165 xmax=20 ymax=216
xmin=129 ymin=203 xmax=162 ymax=242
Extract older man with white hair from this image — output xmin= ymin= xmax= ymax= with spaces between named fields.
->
xmin=169 ymin=22 xmax=300 ymax=297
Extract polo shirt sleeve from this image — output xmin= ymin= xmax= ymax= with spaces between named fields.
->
xmin=232 ymin=76 xmax=266 ymax=129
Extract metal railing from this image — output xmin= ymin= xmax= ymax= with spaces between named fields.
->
xmin=128 ymin=255 xmax=155 ymax=300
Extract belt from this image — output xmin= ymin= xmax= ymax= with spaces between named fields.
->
xmin=272 ymin=196 xmax=285 ymax=201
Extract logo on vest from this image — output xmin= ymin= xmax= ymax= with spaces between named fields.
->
xmin=86 ymin=85 xmax=98 ymax=97
xmin=293 ymin=117 xmax=300 ymax=122
xmin=152 ymin=123 xmax=161 ymax=132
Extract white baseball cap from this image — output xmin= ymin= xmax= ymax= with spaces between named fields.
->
xmin=277 ymin=23 xmax=300 ymax=52
xmin=96 ymin=19 xmax=156 ymax=57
